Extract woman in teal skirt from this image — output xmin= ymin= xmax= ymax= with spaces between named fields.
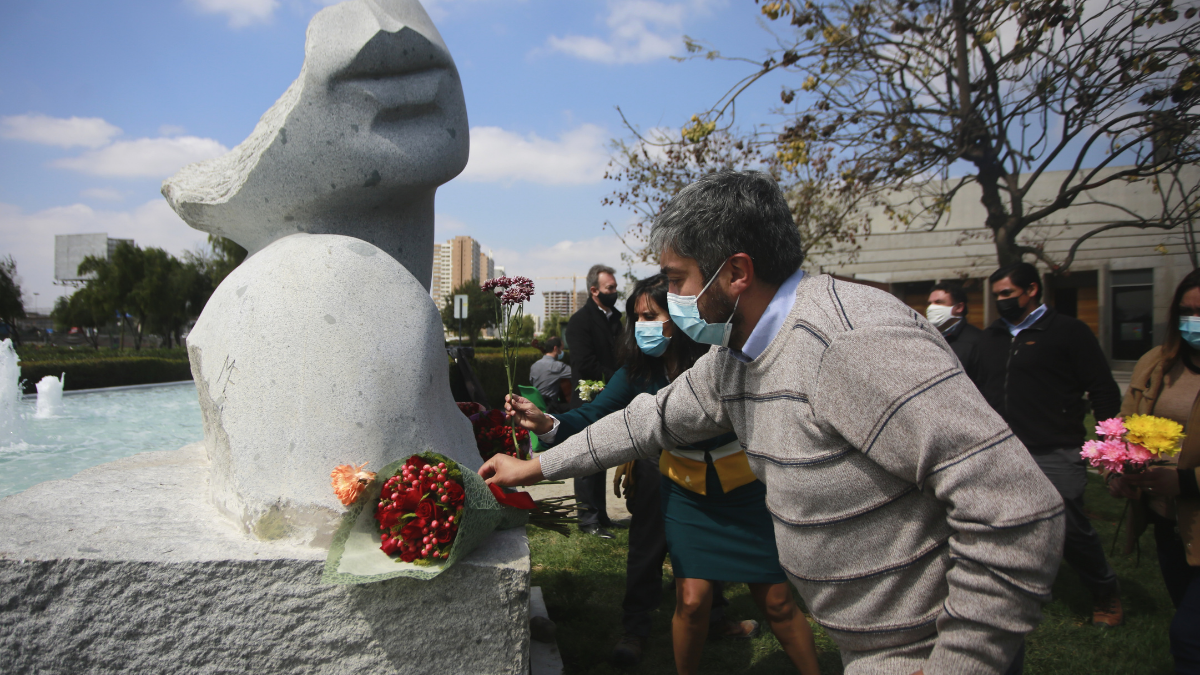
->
xmin=508 ymin=275 xmax=820 ymax=675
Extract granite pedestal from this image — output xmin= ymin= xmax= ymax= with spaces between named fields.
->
xmin=0 ymin=444 xmax=531 ymax=674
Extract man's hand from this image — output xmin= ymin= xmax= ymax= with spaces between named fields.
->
xmin=479 ymin=453 xmax=545 ymax=487
xmin=1125 ymin=468 xmax=1181 ymax=498
xmin=505 ymin=394 xmax=555 ymax=435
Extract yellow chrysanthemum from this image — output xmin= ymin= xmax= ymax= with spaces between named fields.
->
xmin=1123 ymin=414 xmax=1185 ymax=458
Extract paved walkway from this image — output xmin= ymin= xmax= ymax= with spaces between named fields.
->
xmin=523 ymin=465 xmax=632 ymax=523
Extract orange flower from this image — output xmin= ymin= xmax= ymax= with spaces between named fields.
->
xmin=331 ymin=462 xmax=377 ymax=506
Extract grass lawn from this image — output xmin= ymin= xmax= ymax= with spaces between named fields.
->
xmin=528 ymin=472 xmax=1176 ymax=674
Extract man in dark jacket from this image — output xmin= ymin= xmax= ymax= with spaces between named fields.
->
xmin=974 ymin=262 xmax=1124 ymax=628
xmin=564 ymin=263 xmax=623 ymax=537
xmin=927 ymin=280 xmax=983 ymax=378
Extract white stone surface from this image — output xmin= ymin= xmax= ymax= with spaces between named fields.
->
xmin=161 ymin=0 xmax=468 ymax=289
xmin=0 ymin=445 xmax=530 ymax=675
xmin=187 ymin=233 xmax=479 ymax=545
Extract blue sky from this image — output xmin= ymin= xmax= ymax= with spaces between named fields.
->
xmin=0 ymin=0 xmax=791 ymax=319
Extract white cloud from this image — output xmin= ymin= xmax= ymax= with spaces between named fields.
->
xmin=487 ymin=234 xmax=657 ymax=319
xmin=80 ymin=188 xmax=125 ymax=202
xmin=546 ymin=0 xmax=713 ymax=64
xmin=0 ymin=200 xmax=207 ymax=310
xmin=0 ymin=113 xmax=122 ymax=149
xmin=188 ymin=0 xmax=279 ymax=28
xmin=158 ymin=124 xmax=187 ymax=137
xmin=53 ymin=136 xmax=229 ymax=178
xmin=461 ymin=124 xmax=609 ymax=185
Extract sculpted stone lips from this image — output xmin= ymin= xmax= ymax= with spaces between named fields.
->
xmin=332 ymin=26 xmax=453 ymax=116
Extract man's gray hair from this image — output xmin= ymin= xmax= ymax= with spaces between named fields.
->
xmin=649 ymin=170 xmax=804 ymax=284
xmin=587 ymin=264 xmax=617 ymax=291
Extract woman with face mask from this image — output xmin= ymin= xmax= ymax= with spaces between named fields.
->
xmin=506 ymin=274 xmax=820 ymax=675
xmin=1109 ymin=269 xmax=1200 ymax=670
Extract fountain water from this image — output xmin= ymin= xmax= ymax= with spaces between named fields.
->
xmin=0 ymin=339 xmax=22 ymax=446
xmin=33 ymin=374 xmax=65 ymax=419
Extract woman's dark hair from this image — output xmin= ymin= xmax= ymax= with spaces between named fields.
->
xmin=1162 ymin=268 xmax=1200 ymax=372
xmin=617 ymin=274 xmax=709 ymax=384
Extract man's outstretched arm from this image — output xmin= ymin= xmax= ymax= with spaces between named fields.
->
xmin=482 ymin=351 xmax=732 ymax=485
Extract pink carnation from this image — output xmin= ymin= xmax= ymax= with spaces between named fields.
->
xmin=1081 ymin=439 xmax=1130 ymax=473
xmin=1125 ymin=443 xmax=1153 ymax=465
xmin=1094 ymin=417 xmax=1127 ymax=440
xmin=481 ymin=276 xmax=535 ymax=306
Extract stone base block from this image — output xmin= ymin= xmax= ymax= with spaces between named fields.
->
xmin=0 ymin=444 xmax=530 ymax=674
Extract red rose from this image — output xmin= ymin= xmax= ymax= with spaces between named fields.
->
xmin=400 ymin=519 xmax=424 ymax=541
xmin=416 ymin=497 xmax=437 ymax=521
xmin=398 ymin=488 xmax=422 ymax=513
xmin=445 ymin=481 xmax=465 ymax=507
xmin=376 ymin=505 xmax=401 ymax=530
xmin=399 ymin=547 xmax=418 ymax=563
xmin=406 ymin=455 xmax=429 ymax=470
xmin=435 ymin=523 xmax=453 ymax=544
xmin=380 ymin=535 xmax=399 ymax=555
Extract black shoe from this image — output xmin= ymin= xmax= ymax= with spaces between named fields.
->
xmin=611 ymin=634 xmax=645 ymax=667
xmin=604 ymin=519 xmax=630 ymax=530
xmin=580 ymin=524 xmax=615 ymax=539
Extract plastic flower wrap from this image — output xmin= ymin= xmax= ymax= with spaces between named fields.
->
xmin=324 ymin=451 xmax=575 ymax=584
xmin=1081 ymin=415 xmax=1184 ymax=474
xmin=577 ymin=379 xmax=605 ymax=402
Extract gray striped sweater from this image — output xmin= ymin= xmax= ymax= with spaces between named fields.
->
xmin=539 ymin=274 xmax=1065 ymax=675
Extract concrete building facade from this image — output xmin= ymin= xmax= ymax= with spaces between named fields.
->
xmin=805 ymin=166 xmax=1197 ymax=367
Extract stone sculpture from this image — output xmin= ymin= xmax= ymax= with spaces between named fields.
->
xmin=162 ymin=0 xmax=478 ymax=546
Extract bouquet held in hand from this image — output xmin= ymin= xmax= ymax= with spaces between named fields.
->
xmin=577 ymin=379 xmax=605 ymax=402
xmin=1081 ymin=415 xmax=1185 ymax=474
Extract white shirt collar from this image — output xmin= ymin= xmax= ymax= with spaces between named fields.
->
xmin=1005 ymin=303 xmax=1047 ymax=336
xmin=731 ymin=267 xmax=806 ymax=363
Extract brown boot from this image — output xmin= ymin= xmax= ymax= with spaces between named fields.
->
xmin=1092 ymin=592 xmax=1123 ymax=628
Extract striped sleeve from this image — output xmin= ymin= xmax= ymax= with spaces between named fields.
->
xmin=813 ymin=325 xmax=1065 ymax=675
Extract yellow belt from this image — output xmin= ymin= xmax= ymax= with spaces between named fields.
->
xmin=659 ymin=440 xmax=757 ymax=496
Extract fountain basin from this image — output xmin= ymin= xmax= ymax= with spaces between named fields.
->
xmin=0 ymin=443 xmax=531 ymax=674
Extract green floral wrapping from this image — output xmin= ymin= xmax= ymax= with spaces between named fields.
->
xmin=322 ymin=457 xmax=528 ymax=584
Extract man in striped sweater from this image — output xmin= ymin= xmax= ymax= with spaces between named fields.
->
xmin=483 ymin=170 xmax=1065 ymax=674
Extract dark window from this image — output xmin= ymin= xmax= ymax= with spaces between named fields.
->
xmin=1111 ymin=269 xmax=1154 ymax=361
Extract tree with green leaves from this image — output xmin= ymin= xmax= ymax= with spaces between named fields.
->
xmin=439 ymin=279 xmax=499 ymax=346
xmin=505 ymin=314 xmax=536 ymax=345
xmin=0 ymin=256 xmax=27 ymax=346
xmin=51 ymin=289 xmax=105 ymax=349
xmin=649 ymin=0 xmax=1200 ymax=271
xmin=541 ymin=312 xmax=569 ymax=341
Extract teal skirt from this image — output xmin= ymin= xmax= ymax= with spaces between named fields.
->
xmin=660 ymin=464 xmax=785 ymax=584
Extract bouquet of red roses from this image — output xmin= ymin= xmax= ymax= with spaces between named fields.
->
xmin=324 ymin=451 xmax=574 ymax=584
xmin=470 ymin=409 xmax=531 ymax=461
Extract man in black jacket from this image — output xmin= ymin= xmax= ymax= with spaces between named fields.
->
xmin=564 ymin=263 xmax=623 ymax=537
xmin=927 ymin=280 xmax=983 ymax=379
xmin=974 ymin=262 xmax=1124 ymax=628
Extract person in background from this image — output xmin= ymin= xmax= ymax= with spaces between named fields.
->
xmin=1109 ymin=269 xmax=1200 ymax=671
xmin=485 ymin=170 xmax=1063 ymax=675
xmin=927 ymin=280 xmax=982 ymax=377
xmin=564 ymin=263 xmax=624 ymax=537
xmin=528 ymin=336 xmax=572 ymax=413
xmin=509 ymin=274 xmax=820 ymax=674
xmin=973 ymin=262 xmax=1124 ymax=627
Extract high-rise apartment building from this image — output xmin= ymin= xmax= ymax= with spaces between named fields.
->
xmin=542 ymin=289 xmax=589 ymax=321
xmin=429 ymin=236 xmax=498 ymax=307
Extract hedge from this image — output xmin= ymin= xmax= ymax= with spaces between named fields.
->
xmin=449 ymin=350 xmax=566 ymax=409
xmin=16 ymin=346 xmax=189 ymax=363
xmin=19 ymin=358 xmax=193 ymax=394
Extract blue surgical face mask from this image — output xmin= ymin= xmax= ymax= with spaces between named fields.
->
xmin=1180 ymin=317 xmax=1200 ymax=349
xmin=666 ymin=260 xmax=739 ymax=347
xmin=555 ymin=351 xmax=564 ymax=361
xmin=635 ymin=321 xmax=671 ymax=357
